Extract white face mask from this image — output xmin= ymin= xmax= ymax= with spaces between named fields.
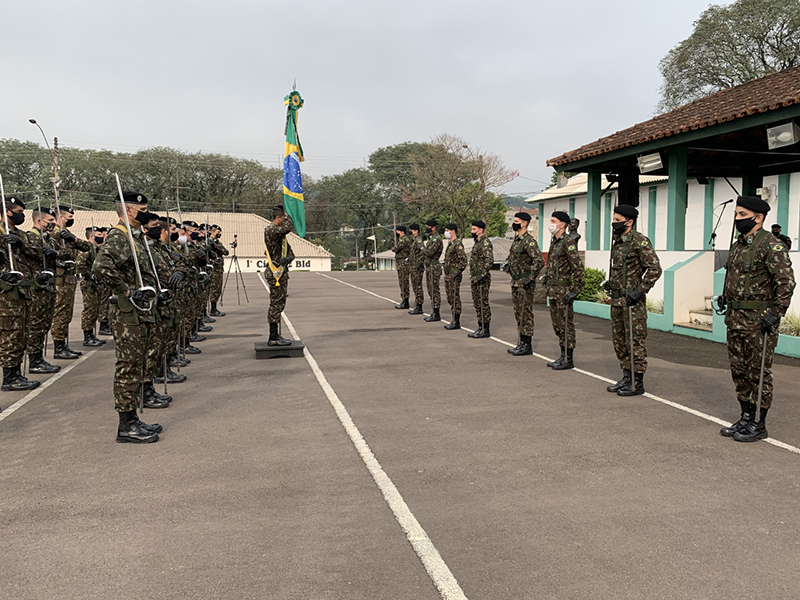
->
xmin=444 ymin=231 xmax=452 ymax=239
xmin=548 ymin=222 xmax=561 ymax=234
xmin=178 ymin=235 xmax=188 ymax=245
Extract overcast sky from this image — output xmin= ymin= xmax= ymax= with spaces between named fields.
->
xmin=3 ymin=0 xmax=716 ymax=197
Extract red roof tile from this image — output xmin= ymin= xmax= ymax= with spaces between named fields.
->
xmin=547 ymin=66 xmax=800 ymax=168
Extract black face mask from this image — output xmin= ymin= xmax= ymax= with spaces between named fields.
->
xmin=45 ymin=222 xmax=56 ymax=232
xmin=512 ymin=223 xmax=521 ymax=232
xmin=189 ymin=231 xmax=199 ymax=241
xmin=611 ymin=221 xmax=628 ymax=235
xmin=9 ymin=212 xmax=24 ymax=226
xmin=94 ymin=236 xmax=104 ymax=245
xmin=170 ymin=231 xmax=179 ymax=242
xmin=471 ymin=232 xmax=478 ymax=240
xmin=735 ymin=217 xmax=759 ymax=235
xmin=65 ymin=218 xmax=75 ymax=228
xmin=425 ymin=227 xmax=432 ymax=235
xmin=134 ymin=209 xmax=156 ymax=225
xmin=145 ymin=226 xmax=162 ymax=240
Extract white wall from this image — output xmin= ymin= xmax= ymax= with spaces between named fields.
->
xmin=225 ymin=256 xmax=331 ymax=273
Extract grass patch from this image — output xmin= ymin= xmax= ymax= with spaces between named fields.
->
xmin=779 ymin=312 xmax=800 ymax=337
xmin=646 ymin=298 xmax=664 ymax=314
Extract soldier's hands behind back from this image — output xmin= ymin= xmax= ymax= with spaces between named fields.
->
xmin=625 ymin=288 xmax=644 ymax=306
xmin=416 ymin=263 xmax=425 ymax=273
xmin=564 ymin=291 xmax=579 ymax=304
xmin=454 ymin=273 xmax=462 ymax=284
xmin=761 ymin=312 xmax=780 ymax=334
xmin=476 ymin=274 xmax=486 ymax=284
xmin=522 ymin=277 xmax=534 ymax=290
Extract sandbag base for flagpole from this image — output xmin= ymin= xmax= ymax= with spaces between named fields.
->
xmin=254 ymin=340 xmax=305 ymax=359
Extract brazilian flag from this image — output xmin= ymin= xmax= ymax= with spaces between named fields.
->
xmin=283 ymin=90 xmax=306 ymax=237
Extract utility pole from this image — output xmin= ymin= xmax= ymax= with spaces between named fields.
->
xmin=53 ymin=137 xmax=61 ymax=206
xmin=393 ymin=212 xmax=397 ymax=245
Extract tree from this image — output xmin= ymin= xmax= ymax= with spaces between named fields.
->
xmin=657 ymin=0 xmax=800 ymax=113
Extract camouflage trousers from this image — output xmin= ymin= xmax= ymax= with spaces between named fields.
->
xmin=611 ymin=302 xmax=648 ymax=373
xmin=110 ymin=307 xmax=154 ymax=413
xmin=425 ymin=263 xmax=442 ymax=310
xmin=99 ymin=291 xmax=110 ymax=324
xmin=147 ymin=311 xmax=171 ymax=380
xmin=80 ymin=280 xmax=105 ymax=331
xmin=0 ymin=294 xmax=28 ymax=368
xmin=511 ymin=283 xmax=535 ymax=336
xmin=727 ymin=327 xmax=779 ymax=409
xmin=210 ymin=264 xmax=224 ymax=303
xmin=548 ymin=294 xmax=576 ymax=349
xmin=25 ymin=290 xmax=56 ymax=355
xmin=51 ymin=275 xmax=77 ymax=341
xmin=411 ymin=267 xmax=424 ymax=306
xmin=396 ymin=261 xmax=410 ymax=300
xmin=267 ymin=273 xmax=289 ymax=324
xmin=470 ymin=275 xmax=492 ymax=324
xmin=444 ymin=274 xmax=462 ymax=315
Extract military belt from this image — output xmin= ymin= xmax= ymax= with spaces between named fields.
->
xmin=511 ymin=271 xmax=531 ymax=280
xmin=609 ymin=288 xmax=634 ymax=299
xmin=548 ymin=279 xmax=569 ymax=286
xmin=728 ymin=300 xmax=773 ymax=310
xmin=17 ymin=280 xmax=33 ymax=287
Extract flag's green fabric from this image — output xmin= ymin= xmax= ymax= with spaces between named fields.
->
xmin=283 ymin=90 xmax=306 ymax=237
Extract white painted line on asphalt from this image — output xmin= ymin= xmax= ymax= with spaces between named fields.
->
xmin=258 ymin=273 xmax=469 ymax=600
xmin=0 ymin=350 xmax=99 ymax=423
xmin=316 ymin=272 xmax=800 ymax=457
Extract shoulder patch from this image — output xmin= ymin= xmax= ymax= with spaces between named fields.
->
xmin=567 ymin=244 xmax=576 ymax=251
xmin=639 ymin=239 xmax=650 ymax=247
xmin=771 ymin=243 xmax=785 ymax=252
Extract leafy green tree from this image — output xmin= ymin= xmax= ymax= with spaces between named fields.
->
xmin=657 ymin=0 xmax=800 ymax=113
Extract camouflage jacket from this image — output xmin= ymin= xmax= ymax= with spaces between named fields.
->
xmin=392 ymin=235 xmax=412 ymax=262
xmin=608 ymin=230 xmax=662 ymax=307
xmin=506 ymin=231 xmax=544 ymax=288
xmin=210 ymin=237 xmax=229 ymax=265
xmin=0 ymin=223 xmax=40 ymax=299
xmin=423 ymin=232 xmax=443 ymax=266
xmin=264 ymin=214 xmax=295 ymax=262
xmin=92 ymin=221 xmax=158 ymax=322
xmin=53 ymin=225 xmax=92 ymax=262
xmin=469 ymin=235 xmax=493 ymax=280
xmin=443 ymin=238 xmax=467 ymax=277
xmin=724 ymin=228 xmax=796 ymax=330
xmin=27 ymin=227 xmax=65 ymax=275
xmin=546 ymin=232 xmax=585 ymax=295
xmin=409 ymin=234 xmax=425 ymax=268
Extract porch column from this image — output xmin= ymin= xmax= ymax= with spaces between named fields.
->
xmin=667 ymin=147 xmax=687 ymax=251
xmin=586 ymin=169 xmax=602 ymax=250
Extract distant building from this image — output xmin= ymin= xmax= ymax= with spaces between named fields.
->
xmin=504 ymin=206 xmax=539 ymax=240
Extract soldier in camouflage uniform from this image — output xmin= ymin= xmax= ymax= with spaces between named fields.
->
xmin=0 ymin=197 xmax=43 ymax=395
xmin=264 ymin=205 xmax=295 ymax=346
xmin=51 ymin=206 xmax=92 ymax=360
xmin=770 ymin=224 xmax=792 ymax=251
xmin=503 ymin=212 xmax=544 ymax=356
xmin=24 ymin=207 xmax=63 ymax=375
xmin=443 ymin=223 xmax=467 ymax=330
xmin=392 ymin=225 xmax=412 ymax=309
xmin=468 ymin=220 xmax=494 ymax=339
xmin=407 ymin=224 xmax=426 ymax=314
xmin=77 ymin=227 xmax=108 ymax=348
xmin=545 ymin=211 xmax=585 ymax=369
xmin=719 ymin=197 xmax=796 ymax=442
xmin=94 ymin=227 xmax=113 ymax=336
xmin=93 ymin=191 xmax=165 ymax=444
xmin=208 ymin=225 xmax=229 ymax=317
xmin=604 ymin=205 xmax=662 ymax=397
xmin=422 ymin=219 xmax=443 ymax=322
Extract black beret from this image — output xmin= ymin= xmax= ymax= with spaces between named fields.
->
xmin=409 ymin=223 xmax=420 ymax=231
xmin=395 ymin=225 xmax=407 ymax=233
xmin=515 ymin=211 xmax=533 ymax=222
xmin=737 ymin=196 xmax=770 ymax=214
xmin=5 ymin=197 xmax=25 ymax=209
xmin=772 ymin=224 xmax=782 ymax=229
xmin=168 ymin=217 xmax=178 ymax=226
xmin=114 ymin=191 xmax=147 ymax=205
xmin=472 ymin=220 xmax=486 ymax=229
xmin=198 ymin=223 xmax=208 ymax=230
xmin=85 ymin=226 xmax=95 ymax=232
xmin=35 ymin=207 xmax=55 ymax=217
xmin=147 ymin=213 xmax=161 ymax=221
xmin=182 ymin=220 xmax=199 ymax=228
xmin=57 ymin=205 xmax=74 ymax=214
xmin=444 ymin=223 xmax=458 ymax=231
xmin=426 ymin=218 xmax=438 ymax=227
xmin=551 ymin=211 xmax=570 ymax=224
xmin=211 ymin=224 xmax=220 ymax=230
xmin=614 ymin=204 xmax=639 ymax=219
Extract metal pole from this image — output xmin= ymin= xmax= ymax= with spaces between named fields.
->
xmin=754 ymin=332 xmax=769 ymax=423
xmin=628 ymin=305 xmax=636 ymax=377
xmin=0 ymin=174 xmax=18 ymax=272
xmin=113 ymin=174 xmax=145 ymax=290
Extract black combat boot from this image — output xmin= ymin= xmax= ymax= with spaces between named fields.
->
xmin=734 ymin=407 xmax=769 ymax=442
xmin=98 ymin=321 xmax=112 ymax=336
xmin=116 ymin=411 xmax=159 ymax=443
xmin=53 ymin=340 xmax=81 ymax=360
xmin=28 ymin=353 xmax=60 ymax=374
xmin=444 ymin=314 xmax=461 ymax=330
xmin=169 ymin=352 xmax=191 ymax=367
xmin=408 ymin=303 xmax=423 ymax=315
xmin=198 ymin=318 xmax=212 ymax=333
xmin=268 ymin=323 xmax=292 ymax=346
xmin=547 ymin=347 xmax=566 ymax=368
xmin=209 ymin=302 xmax=226 ymax=317
xmin=83 ymin=330 xmax=105 ymax=347
xmin=467 ymin=323 xmax=484 ymax=338
xmin=1 ymin=366 xmax=41 ymax=392
xmin=470 ymin=322 xmax=490 ymax=339
xmin=720 ymin=401 xmax=755 ymax=437
xmin=617 ymin=372 xmax=645 ymax=396
xmin=395 ymin=298 xmax=410 ymax=310
xmin=510 ymin=335 xmax=533 ymax=356
xmin=553 ymin=348 xmax=575 ymax=370
xmin=183 ymin=340 xmax=202 ymax=354
xmin=142 ymin=382 xmax=172 ymax=408
xmin=606 ymin=370 xmax=631 ymax=393
xmin=424 ymin=309 xmax=441 ymax=322
xmin=204 ymin=311 xmax=216 ymax=323
xmin=133 ymin=414 xmax=163 ymax=434
xmin=189 ymin=326 xmax=207 ymax=342
xmin=155 ymin=368 xmax=187 ymax=384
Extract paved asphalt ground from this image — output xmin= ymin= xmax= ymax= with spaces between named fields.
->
xmin=2 ymin=271 xmax=799 ymax=600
